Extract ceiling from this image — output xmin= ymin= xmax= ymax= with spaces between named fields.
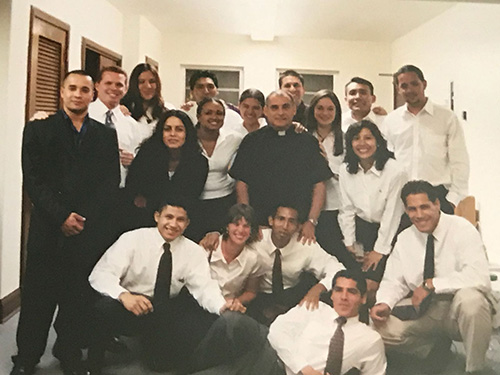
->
xmin=107 ymin=0 xmax=467 ymax=42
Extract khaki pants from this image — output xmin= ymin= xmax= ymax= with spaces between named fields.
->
xmin=375 ymin=288 xmax=492 ymax=372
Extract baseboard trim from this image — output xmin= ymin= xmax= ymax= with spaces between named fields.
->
xmin=0 ymin=288 xmax=20 ymax=323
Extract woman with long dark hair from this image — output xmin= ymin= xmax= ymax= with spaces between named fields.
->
xmin=339 ymin=120 xmax=407 ymax=302
xmin=121 ymin=63 xmax=173 ymax=134
xmin=305 ymin=90 xmax=354 ymax=268
xmin=125 ymin=110 xmax=208 ymax=234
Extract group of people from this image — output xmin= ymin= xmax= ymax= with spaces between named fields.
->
xmin=11 ymin=62 xmax=493 ymax=375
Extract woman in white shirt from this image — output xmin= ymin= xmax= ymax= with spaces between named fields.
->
xmin=207 ymin=203 xmax=262 ymax=306
xmin=121 ymin=63 xmax=174 ymax=135
xmin=339 ymin=120 xmax=407 ymax=302
xmin=305 ymin=90 xmax=358 ymax=270
xmin=190 ymin=98 xmax=243 ymax=241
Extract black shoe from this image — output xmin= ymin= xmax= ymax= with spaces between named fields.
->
xmin=105 ymin=336 xmax=129 ymax=354
xmin=10 ymin=363 xmax=36 ymax=375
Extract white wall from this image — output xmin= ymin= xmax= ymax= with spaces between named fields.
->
xmin=160 ymin=33 xmax=393 ymax=111
xmin=391 ymin=3 xmax=500 ymax=265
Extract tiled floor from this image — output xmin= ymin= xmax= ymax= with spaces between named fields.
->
xmin=1 ymin=312 xmax=499 ymax=375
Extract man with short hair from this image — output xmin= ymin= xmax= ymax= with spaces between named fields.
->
xmin=370 ymin=180 xmax=492 ymax=374
xmin=12 ymin=70 xmax=120 ymax=375
xmin=89 ymin=66 xmax=150 ymax=188
xmin=383 ymin=65 xmax=469 ymax=212
xmin=342 ymin=77 xmax=387 ymax=132
xmin=269 ymin=269 xmax=386 ymax=375
xmin=279 ymin=69 xmax=308 ymax=124
xmin=229 ymin=90 xmax=333 ymax=243
xmin=88 ymin=198 xmax=252 ymax=374
xmin=247 ymin=205 xmax=344 ymax=325
xmin=181 ymin=69 xmax=242 ymax=130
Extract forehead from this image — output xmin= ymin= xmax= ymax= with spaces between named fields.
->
xmin=164 ymin=116 xmax=184 ymax=127
xmin=354 ymin=127 xmax=374 ymax=138
xmin=201 ymin=101 xmax=224 ymax=111
xmin=101 ymin=71 xmax=127 ymax=84
xmin=334 ymin=277 xmax=359 ymax=291
xmin=405 ymin=192 xmax=434 ymax=207
xmin=281 ymin=75 xmax=303 ymax=87
xmin=316 ymin=96 xmax=335 ymax=106
xmin=63 ymin=74 xmax=93 ymax=88
xmin=267 ymin=94 xmax=293 ymax=106
xmin=346 ymin=82 xmax=371 ymax=93
xmin=397 ymin=71 xmax=422 ymax=84
xmin=241 ymin=98 xmax=262 ymax=107
xmin=275 ymin=206 xmax=299 ymax=219
xmin=194 ymin=77 xmax=215 ymax=87
xmin=159 ymin=205 xmax=188 ymax=218
xmin=139 ymin=70 xmax=155 ymax=79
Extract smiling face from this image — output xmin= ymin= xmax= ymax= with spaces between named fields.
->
xmin=191 ymin=77 xmax=218 ymax=103
xmin=138 ymin=70 xmax=157 ymax=101
xmin=95 ymin=71 xmax=127 ymax=109
xmin=351 ymin=127 xmax=377 ymax=163
xmin=345 ymin=82 xmax=375 ymax=117
xmin=264 ymin=93 xmax=296 ymax=130
xmin=397 ymin=72 xmax=427 ymax=109
xmin=268 ymin=207 xmax=300 ymax=248
xmin=314 ymin=97 xmax=336 ymax=127
xmin=331 ymin=277 xmax=366 ymax=318
xmin=280 ymin=75 xmax=305 ymax=106
xmin=239 ymin=98 xmax=263 ymax=127
xmin=226 ymin=217 xmax=251 ymax=247
xmin=60 ymin=73 xmax=94 ymax=115
xmin=197 ymin=101 xmax=225 ymax=131
xmin=154 ymin=205 xmax=190 ymax=242
xmin=162 ymin=116 xmax=186 ymax=149
xmin=405 ymin=193 xmax=441 ymax=234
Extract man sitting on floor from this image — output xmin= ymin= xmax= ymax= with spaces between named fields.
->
xmin=269 ymin=269 xmax=386 ymax=375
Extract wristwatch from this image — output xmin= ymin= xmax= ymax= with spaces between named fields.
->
xmin=308 ymin=218 xmax=318 ymax=226
xmin=422 ymin=279 xmax=435 ymax=293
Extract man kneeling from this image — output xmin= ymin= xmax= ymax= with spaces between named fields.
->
xmin=88 ymin=198 xmax=248 ymax=374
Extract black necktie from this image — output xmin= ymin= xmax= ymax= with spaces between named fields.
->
xmin=424 ymin=234 xmax=435 ymax=280
xmin=325 ymin=316 xmax=347 ymax=375
xmin=154 ymin=243 xmax=172 ymax=307
xmin=105 ymin=110 xmax=115 ymax=128
xmin=272 ymin=249 xmax=283 ymax=297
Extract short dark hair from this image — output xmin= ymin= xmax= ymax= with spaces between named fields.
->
xmin=270 ymin=203 xmax=299 ymax=221
xmin=96 ymin=66 xmax=128 ymax=83
xmin=332 ymin=269 xmax=367 ymax=296
xmin=345 ymin=77 xmax=375 ymax=95
xmin=278 ymin=69 xmax=304 ymax=87
xmin=196 ymin=97 xmax=225 ymax=118
xmin=400 ymin=180 xmax=439 ymax=207
xmin=394 ymin=65 xmax=425 ymax=85
xmin=189 ymin=70 xmax=219 ymax=91
xmin=222 ymin=204 xmax=259 ymax=244
xmin=239 ymin=88 xmax=265 ymax=108
xmin=265 ymin=90 xmax=295 ymax=107
xmin=344 ymin=120 xmax=394 ymax=174
xmin=62 ymin=70 xmax=92 ymax=85
xmin=156 ymin=195 xmax=193 ymax=219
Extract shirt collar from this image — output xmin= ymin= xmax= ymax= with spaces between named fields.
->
xmin=61 ymin=109 xmax=90 ymax=133
xmin=357 ymin=163 xmax=382 ymax=177
xmin=404 ymin=97 xmax=433 ymax=117
xmin=93 ymin=98 xmax=120 ymax=117
xmin=430 ymin=212 xmax=449 ymax=243
xmin=153 ymin=229 xmax=183 ymax=251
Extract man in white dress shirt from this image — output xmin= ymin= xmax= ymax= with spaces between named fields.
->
xmin=370 ymin=180 xmax=492 ymax=374
xmin=88 ymin=66 xmax=150 ymax=188
xmin=342 ymin=77 xmax=387 ymax=133
xmin=247 ymin=204 xmax=345 ymax=325
xmin=269 ymin=269 xmax=386 ymax=375
xmin=88 ymin=197 xmax=248 ymax=373
xmin=383 ymin=65 xmax=469 ymax=213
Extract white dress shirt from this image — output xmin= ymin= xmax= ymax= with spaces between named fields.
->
xmin=254 ymin=229 xmax=344 ymax=293
xmin=89 ymin=99 xmax=150 ymax=187
xmin=209 ymin=236 xmax=262 ymax=298
xmin=313 ymin=130 xmax=343 ymax=211
xmin=269 ymin=302 xmax=386 ymax=375
xmin=199 ymin=128 xmax=243 ymax=200
xmin=89 ymin=227 xmax=227 ymax=315
xmin=223 ymin=117 xmax=267 ymax=137
xmin=376 ymin=214 xmax=491 ymax=310
xmin=338 ymin=158 xmax=407 ymax=255
xmin=383 ymin=100 xmax=469 ymax=206
xmin=341 ymin=109 xmax=386 ymax=133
